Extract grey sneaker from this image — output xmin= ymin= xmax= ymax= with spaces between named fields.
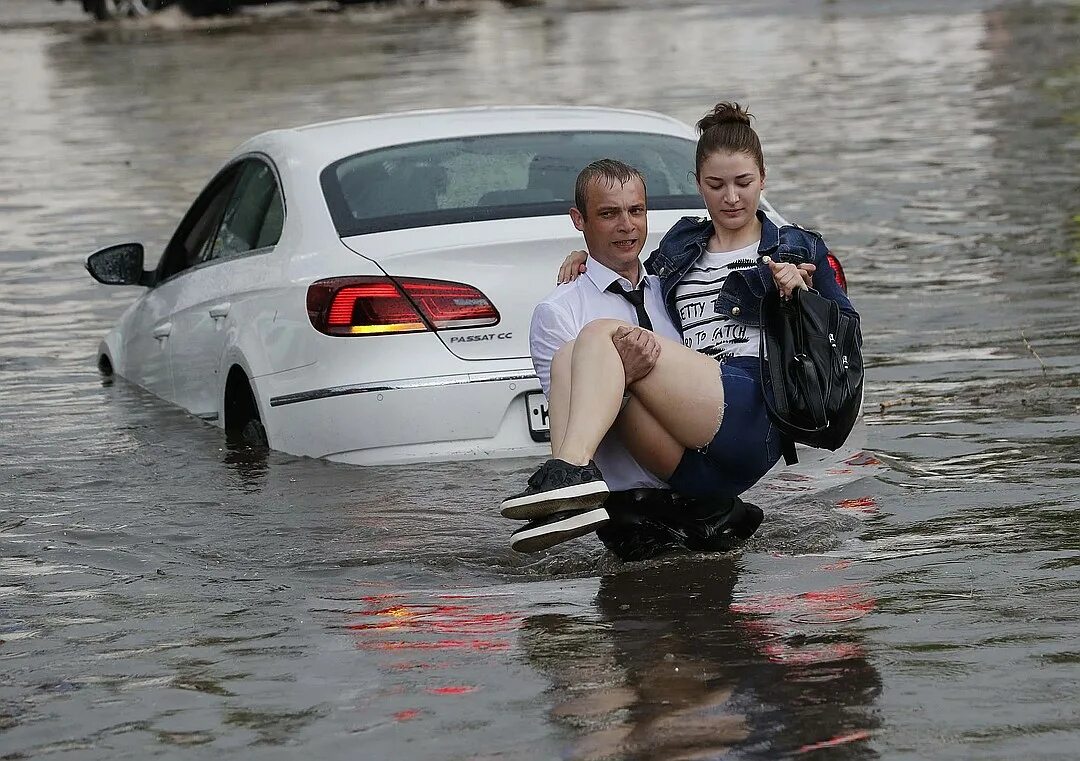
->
xmin=500 ymin=459 xmax=609 ymax=520
xmin=510 ymin=507 xmax=610 ymax=553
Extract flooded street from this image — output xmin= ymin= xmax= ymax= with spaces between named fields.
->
xmin=2 ymin=0 xmax=1079 ymax=758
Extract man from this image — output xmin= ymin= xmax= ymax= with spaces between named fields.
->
xmin=505 ymin=159 xmax=760 ymax=556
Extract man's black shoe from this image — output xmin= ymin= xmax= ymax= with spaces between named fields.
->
xmin=597 ymin=489 xmax=764 ymax=562
xmin=678 ymin=496 xmax=764 ymax=551
xmin=500 ymin=459 xmax=609 ymax=520
xmin=509 ymin=507 xmax=610 ymax=553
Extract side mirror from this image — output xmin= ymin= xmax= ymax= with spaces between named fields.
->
xmin=86 ymin=243 xmax=153 ymax=286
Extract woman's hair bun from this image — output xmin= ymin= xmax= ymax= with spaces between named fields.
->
xmin=696 ymin=101 xmax=753 ymax=133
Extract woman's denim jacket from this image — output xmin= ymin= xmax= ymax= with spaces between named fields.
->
xmin=644 ymin=210 xmax=859 ymax=334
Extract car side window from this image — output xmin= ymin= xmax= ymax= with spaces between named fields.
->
xmin=158 ymin=167 xmax=242 ymax=282
xmin=206 ymin=160 xmax=283 ymax=261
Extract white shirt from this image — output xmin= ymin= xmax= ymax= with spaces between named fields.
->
xmin=530 ymin=256 xmax=683 ymax=490
xmin=674 ymin=240 xmax=761 ymax=359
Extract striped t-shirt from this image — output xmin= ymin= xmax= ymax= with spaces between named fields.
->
xmin=674 ymin=240 xmax=761 ymax=359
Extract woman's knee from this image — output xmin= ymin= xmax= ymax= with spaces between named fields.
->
xmin=579 ymin=318 xmax=629 ymax=341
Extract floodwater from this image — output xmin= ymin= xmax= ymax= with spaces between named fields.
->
xmin=1 ymin=0 xmax=1079 ymax=758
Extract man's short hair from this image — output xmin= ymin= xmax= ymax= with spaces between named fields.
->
xmin=574 ymin=159 xmax=647 ymax=219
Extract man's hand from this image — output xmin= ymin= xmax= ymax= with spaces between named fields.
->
xmin=613 ymin=325 xmax=660 ymax=386
xmin=558 ymin=250 xmax=588 ymax=284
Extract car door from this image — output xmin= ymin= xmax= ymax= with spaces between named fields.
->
xmin=166 ymin=157 xmax=285 ymax=420
xmin=117 ymin=171 xmax=238 ymax=400
xmin=120 ymin=285 xmax=180 ymax=401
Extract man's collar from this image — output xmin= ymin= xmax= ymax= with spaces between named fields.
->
xmin=584 ymin=255 xmax=649 ymax=292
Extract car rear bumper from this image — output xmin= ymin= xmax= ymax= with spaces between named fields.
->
xmin=264 ymin=367 xmax=549 ymax=465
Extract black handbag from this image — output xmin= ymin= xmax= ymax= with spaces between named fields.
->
xmin=758 ymin=287 xmax=864 ymax=465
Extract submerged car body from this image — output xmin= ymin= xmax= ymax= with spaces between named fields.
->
xmin=89 ymin=106 xmax=807 ymax=465
xmin=69 ymin=0 xmax=387 ymax=22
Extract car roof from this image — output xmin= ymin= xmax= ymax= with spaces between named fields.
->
xmin=232 ymin=106 xmax=697 ymax=169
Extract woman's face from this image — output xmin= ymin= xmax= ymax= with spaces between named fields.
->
xmin=696 ymin=150 xmax=765 ymax=233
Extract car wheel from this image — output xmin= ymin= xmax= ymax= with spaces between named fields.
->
xmin=178 ymin=0 xmax=235 ymax=17
xmin=85 ymin=0 xmax=171 ymax=20
xmin=224 ymin=368 xmax=268 ymax=448
xmin=239 ymin=418 xmax=268 ymax=448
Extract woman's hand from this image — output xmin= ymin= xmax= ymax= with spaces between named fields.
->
xmin=763 ymin=256 xmax=814 ymax=299
xmin=612 ymin=326 xmax=660 ymax=385
xmin=558 ymin=250 xmax=588 ymax=284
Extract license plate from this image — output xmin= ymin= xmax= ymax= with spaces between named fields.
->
xmin=526 ymin=392 xmax=550 ymax=442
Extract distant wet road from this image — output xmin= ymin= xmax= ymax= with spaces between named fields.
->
xmin=1 ymin=0 xmax=1079 ymax=758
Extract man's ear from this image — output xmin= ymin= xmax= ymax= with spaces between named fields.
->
xmin=569 ymin=206 xmax=585 ymax=232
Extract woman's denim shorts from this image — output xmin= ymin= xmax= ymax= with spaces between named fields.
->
xmin=666 ymin=357 xmax=781 ymax=498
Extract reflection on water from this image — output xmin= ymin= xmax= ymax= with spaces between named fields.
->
xmin=1 ymin=0 xmax=1079 ymax=758
xmin=522 ymin=560 xmax=881 ymax=760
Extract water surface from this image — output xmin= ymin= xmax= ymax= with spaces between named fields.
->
xmin=1 ymin=0 xmax=1078 ymax=758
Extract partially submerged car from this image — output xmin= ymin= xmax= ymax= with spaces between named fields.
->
xmin=87 ymin=106 xmax=837 ymax=466
xmin=66 ymin=0 xmax=387 ymax=21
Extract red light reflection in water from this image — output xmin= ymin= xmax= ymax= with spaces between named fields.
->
xmin=844 ymin=452 xmax=881 ymax=467
xmin=350 ymin=605 xmax=519 ymax=635
xmin=732 ymin=586 xmax=876 ymax=665
xmin=348 ymin=594 xmax=522 ymax=654
xmin=836 ymin=496 xmax=878 ymax=514
xmin=356 ymin=638 xmax=510 ymax=652
xmin=347 ymin=591 xmax=518 ymax=720
xmin=797 ymin=729 xmax=872 ymax=753
xmin=760 ymin=641 xmax=866 ymax=665
xmin=425 ymin=686 xmax=478 ymax=696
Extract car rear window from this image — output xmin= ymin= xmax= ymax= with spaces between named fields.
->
xmin=321 ymin=131 xmax=705 ymax=236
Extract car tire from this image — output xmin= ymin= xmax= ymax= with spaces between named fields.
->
xmin=85 ymin=0 xmax=171 ymax=20
xmin=178 ymin=0 xmax=235 ymax=17
xmin=224 ymin=368 xmax=268 ymax=449
xmin=239 ymin=418 xmax=268 ymax=448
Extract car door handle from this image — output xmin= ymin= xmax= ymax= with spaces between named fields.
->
xmin=209 ymin=303 xmax=231 ymax=320
xmin=153 ymin=323 xmax=172 ymax=339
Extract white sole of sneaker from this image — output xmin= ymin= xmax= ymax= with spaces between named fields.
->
xmin=500 ymin=480 xmax=610 ymax=520
xmin=510 ymin=507 xmax=610 ymax=553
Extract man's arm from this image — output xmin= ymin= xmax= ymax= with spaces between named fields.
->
xmin=530 ymin=300 xmax=576 ymax=398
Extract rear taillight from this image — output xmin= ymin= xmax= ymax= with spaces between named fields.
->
xmin=825 ymin=252 xmax=848 ymax=293
xmin=306 ymin=276 xmax=499 ymax=336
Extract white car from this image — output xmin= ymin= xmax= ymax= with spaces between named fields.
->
xmin=87 ymin=106 xmax=805 ymax=465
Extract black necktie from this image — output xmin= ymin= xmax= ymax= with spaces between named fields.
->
xmin=606 ymin=281 xmax=653 ymax=331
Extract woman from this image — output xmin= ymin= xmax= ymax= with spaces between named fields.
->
xmin=502 ymin=102 xmax=858 ymax=538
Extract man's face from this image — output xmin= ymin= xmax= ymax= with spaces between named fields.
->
xmin=570 ymin=176 xmax=648 ymax=278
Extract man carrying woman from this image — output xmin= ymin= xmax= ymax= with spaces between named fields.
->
xmin=503 ymin=102 xmax=857 ymax=556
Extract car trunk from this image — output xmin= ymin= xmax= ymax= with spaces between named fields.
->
xmin=341 ymin=212 xmax=689 ymax=361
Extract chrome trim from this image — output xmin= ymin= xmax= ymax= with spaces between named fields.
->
xmin=269 ymin=369 xmax=538 ymax=407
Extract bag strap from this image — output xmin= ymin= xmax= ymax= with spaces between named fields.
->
xmin=758 ymin=295 xmax=799 ymax=465
xmin=781 ymin=436 xmax=798 ymax=466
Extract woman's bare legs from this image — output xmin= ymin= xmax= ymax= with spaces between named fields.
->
xmin=613 ymin=398 xmax=687 ymax=480
xmin=551 ymin=338 xmax=692 ymax=480
xmin=551 ymin=318 xmax=725 ymax=470
xmin=547 ymin=342 xmax=574 ymax=455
